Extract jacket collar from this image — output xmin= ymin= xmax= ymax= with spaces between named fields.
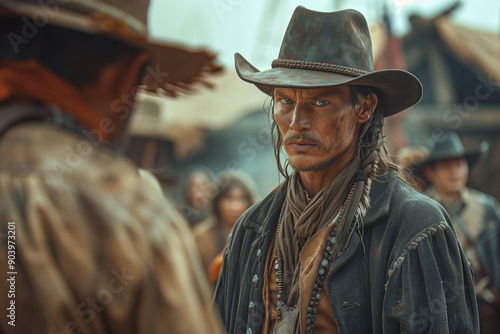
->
xmin=362 ymin=170 xmax=396 ymax=227
xmin=242 ymin=180 xmax=288 ymax=233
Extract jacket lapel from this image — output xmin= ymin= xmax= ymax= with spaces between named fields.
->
xmin=331 ymin=171 xmax=397 ymax=273
xmin=362 ymin=171 xmax=396 ymax=227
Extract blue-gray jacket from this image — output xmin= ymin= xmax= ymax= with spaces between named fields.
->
xmin=214 ymin=171 xmax=479 ymax=333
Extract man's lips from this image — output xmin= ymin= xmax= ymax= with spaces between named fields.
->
xmin=288 ymin=141 xmax=317 ymax=151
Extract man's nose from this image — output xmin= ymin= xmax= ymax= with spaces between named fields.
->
xmin=289 ymin=105 xmax=311 ymax=132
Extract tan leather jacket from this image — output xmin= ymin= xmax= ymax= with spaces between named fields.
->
xmin=0 ymin=117 xmax=222 ymax=334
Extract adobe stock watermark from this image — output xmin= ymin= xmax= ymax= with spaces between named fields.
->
xmin=7 ymin=0 xmax=71 ymax=53
xmin=212 ymin=0 xmax=243 ymax=20
xmin=414 ymin=73 xmax=498 ymax=153
xmin=48 ymin=267 xmax=135 ymax=334
xmin=441 ymin=74 xmax=497 ymax=129
xmin=400 ymin=279 xmax=469 ymax=333
xmin=6 ymin=222 xmax=17 ymax=327
xmin=237 ymin=127 xmax=271 ymax=163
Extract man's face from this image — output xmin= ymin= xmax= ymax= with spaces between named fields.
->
xmin=273 ymin=86 xmax=363 ymax=172
xmin=426 ymin=157 xmax=469 ymax=197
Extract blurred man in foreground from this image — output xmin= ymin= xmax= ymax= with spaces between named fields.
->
xmin=0 ymin=0 xmax=222 ymax=333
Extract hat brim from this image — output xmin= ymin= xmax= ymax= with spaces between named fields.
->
xmin=0 ymin=2 xmax=222 ymax=96
xmin=423 ymin=141 xmax=489 ymax=166
xmin=235 ymin=53 xmax=422 ymax=117
xmin=410 ymin=141 xmax=488 ymax=183
xmin=137 ymin=40 xmax=222 ymax=96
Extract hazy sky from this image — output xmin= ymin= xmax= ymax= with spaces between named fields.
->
xmin=148 ymin=0 xmax=499 ymax=69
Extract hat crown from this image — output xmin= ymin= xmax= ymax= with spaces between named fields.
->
xmin=428 ymin=132 xmax=466 ymax=161
xmin=233 ymin=6 xmax=423 ymax=117
xmin=278 ymin=7 xmax=373 ymax=72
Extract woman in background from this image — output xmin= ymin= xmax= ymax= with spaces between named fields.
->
xmin=194 ymin=171 xmax=256 ymax=282
xmin=179 ymin=167 xmax=214 ymax=228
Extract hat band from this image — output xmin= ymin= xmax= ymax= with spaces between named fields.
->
xmin=272 ymin=59 xmax=369 ymax=77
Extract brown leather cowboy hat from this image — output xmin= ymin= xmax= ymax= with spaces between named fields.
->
xmin=0 ymin=0 xmax=222 ymax=96
xmin=235 ymin=6 xmax=423 ymax=117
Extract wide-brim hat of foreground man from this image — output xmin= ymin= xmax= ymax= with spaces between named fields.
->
xmin=235 ymin=6 xmax=423 ymax=117
xmin=0 ymin=0 xmax=222 ymax=96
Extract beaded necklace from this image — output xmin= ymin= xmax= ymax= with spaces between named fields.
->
xmin=274 ymin=186 xmax=354 ymax=334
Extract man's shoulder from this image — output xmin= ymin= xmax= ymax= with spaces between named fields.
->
xmin=230 ymin=182 xmax=285 ymax=238
xmin=372 ymin=176 xmax=457 ymax=263
xmin=369 ymin=171 xmax=447 ymax=225
xmin=465 ymin=187 xmax=499 ymax=207
xmin=247 ymin=186 xmax=282 ymax=215
xmin=0 ymin=122 xmax=139 ymax=190
xmin=387 ymin=175 xmax=449 ymax=228
xmin=394 ymin=177 xmax=443 ymax=210
xmin=0 ymin=122 xmax=188 ymax=228
xmin=238 ymin=186 xmax=282 ymax=222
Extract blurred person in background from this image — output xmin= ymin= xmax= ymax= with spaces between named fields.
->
xmin=194 ymin=171 xmax=256 ymax=283
xmin=422 ymin=130 xmax=500 ymax=333
xmin=179 ymin=167 xmax=214 ymax=228
xmin=214 ymin=6 xmax=478 ymax=333
xmin=0 ymin=0 xmax=222 ymax=333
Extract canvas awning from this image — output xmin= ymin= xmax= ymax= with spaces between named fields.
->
xmin=436 ymin=17 xmax=500 ymax=86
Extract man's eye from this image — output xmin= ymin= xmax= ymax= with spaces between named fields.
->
xmin=315 ymin=100 xmax=329 ymax=106
xmin=279 ymin=98 xmax=294 ymax=104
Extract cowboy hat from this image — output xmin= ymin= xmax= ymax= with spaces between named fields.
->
xmin=422 ymin=131 xmax=489 ymax=167
xmin=235 ymin=6 xmax=423 ymax=117
xmin=0 ymin=0 xmax=222 ymax=96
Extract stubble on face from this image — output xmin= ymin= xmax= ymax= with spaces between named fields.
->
xmin=289 ymin=141 xmax=350 ymax=172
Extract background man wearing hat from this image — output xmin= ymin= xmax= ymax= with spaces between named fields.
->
xmin=214 ymin=6 xmax=478 ymax=334
xmin=423 ymin=131 xmax=500 ymax=333
xmin=0 ymin=0 xmax=222 ymax=333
